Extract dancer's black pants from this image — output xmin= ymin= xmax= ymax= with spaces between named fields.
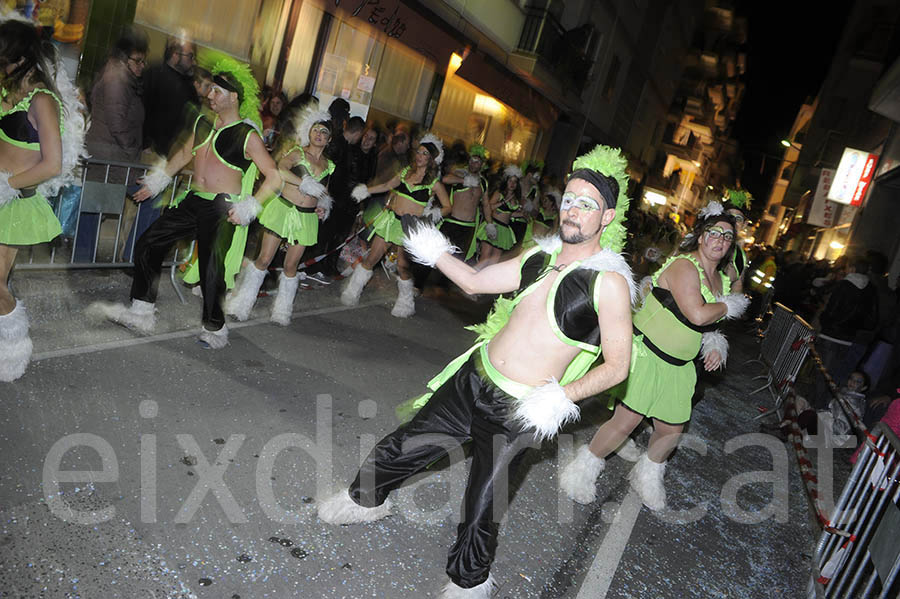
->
xmin=349 ymin=352 xmax=532 ymax=589
xmin=130 ymin=191 xmax=235 ymax=330
xmin=441 ymin=219 xmax=477 ymax=259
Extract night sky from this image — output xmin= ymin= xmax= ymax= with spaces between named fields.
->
xmin=731 ymin=1 xmax=854 ymax=217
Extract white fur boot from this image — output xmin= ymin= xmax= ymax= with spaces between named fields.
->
xmin=340 ymin=266 xmax=373 ymax=307
xmin=628 ymin=454 xmax=667 ymax=511
xmin=271 ymin=272 xmax=300 ymax=326
xmin=87 ymin=298 xmax=157 ymax=334
xmin=560 ymin=445 xmax=606 ymax=504
xmin=390 ymin=277 xmax=415 ymax=318
xmin=438 ymin=574 xmax=496 ymax=598
xmin=226 ymin=262 xmax=267 ymax=321
xmin=614 ymin=437 xmax=642 ymax=462
xmin=0 ymin=301 xmax=33 ymax=382
xmin=198 ymin=325 xmax=229 ymax=350
xmin=317 ymin=489 xmax=392 ymax=524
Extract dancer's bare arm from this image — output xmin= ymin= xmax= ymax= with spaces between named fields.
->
xmin=433 ymin=252 xmax=522 ymax=295
xmin=662 ymin=258 xmax=726 ymax=325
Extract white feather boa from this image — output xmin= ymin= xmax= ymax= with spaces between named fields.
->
xmin=510 ymin=378 xmax=580 ymax=442
xmin=701 ymin=330 xmax=729 ymax=368
xmin=403 ymin=222 xmax=458 ymax=266
xmin=0 ymin=172 xmax=21 ymax=208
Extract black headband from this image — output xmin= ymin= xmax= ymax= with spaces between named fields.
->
xmin=213 ymin=74 xmax=238 ymax=94
xmin=569 ymin=169 xmax=619 ymax=209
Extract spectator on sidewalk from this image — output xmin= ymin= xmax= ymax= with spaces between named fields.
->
xmin=813 ymin=253 xmax=879 ymax=409
xmin=142 ymin=34 xmax=197 ymax=159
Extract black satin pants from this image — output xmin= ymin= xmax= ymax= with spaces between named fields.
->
xmin=130 ymin=192 xmax=235 ymax=330
xmin=441 ymin=219 xmax=476 ymax=258
xmin=349 ymin=352 xmax=533 ymax=589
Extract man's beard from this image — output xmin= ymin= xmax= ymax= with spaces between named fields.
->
xmin=560 ymin=220 xmax=597 ymax=244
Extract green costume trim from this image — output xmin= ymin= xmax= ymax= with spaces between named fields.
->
xmin=477 ymin=344 xmax=532 ymax=399
xmin=396 ymin=244 xmax=606 ymax=422
xmin=287 ymin=145 xmax=336 ymax=180
xmin=368 ymin=208 xmax=405 ymax=245
xmin=440 ymin=215 xmax=480 ymax=260
xmin=0 ymin=189 xmax=62 ymax=245
xmin=0 ymin=88 xmax=63 ymax=150
xmin=652 ymin=254 xmax=731 ymax=304
xmin=731 ymin=245 xmax=748 ymax=278
xmin=475 ymin=220 xmax=515 ymax=250
xmin=394 ymin=166 xmax=439 ymax=205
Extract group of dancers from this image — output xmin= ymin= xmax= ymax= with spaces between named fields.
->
xmin=2 ymin=15 xmax=753 ymax=598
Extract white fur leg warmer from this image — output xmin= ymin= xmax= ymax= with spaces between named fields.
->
xmin=438 ymin=574 xmax=496 ymax=599
xmin=271 ymin=273 xmax=300 ymax=326
xmin=0 ymin=301 xmax=33 ymax=382
xmin=230 ymin=196 xmax=262 ymax=226
xmin=403 ymin=222 xmax=457 ymax=267
xmin=198 ymin=325 xmax=229 ymax=349
xmin=628 ymin=454 xmax=667 ymax=511
xmin=560 ymin=445 xmax=605 ymax=504
xmin=701 ymin=330 xmax=729 ymax=369
xmin=317 ymin=489 xmax=391 ymax=524
xmin=141 ymin=161 xmax=173 ymax=198
xmin=717 ymin=292 xmax=750 ymax=320
xmin=351 ymin=183 xmax=370 ymax=202
xmin=341 ymin=266 xmax=373 ymax=306
xmin=510 ymin=378 xmax=580 ymax=442
xmin=86 ymin=299 xmax=157 ymax=334
xmin=390 ymin=277 xmax=416 ymax=318
xmin=614 ymin=437 xmax=642 ymax=462
xmin=0 ymin=171 xmax=22 ymax=208
xmin=226 ymin=263 xmax=267 ymax=321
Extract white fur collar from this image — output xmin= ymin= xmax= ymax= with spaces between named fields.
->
xmin=535 ymin=235 xmax=637 ymax=305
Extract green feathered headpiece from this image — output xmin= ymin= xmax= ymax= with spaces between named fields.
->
xmin=468 ymin=143 xmax=489 ymax=160
xmin=724 ymin=188 xmax=752 ymax=210
xmin=570 ymin=144 xmax=631 ymax=253
xmin=197 ymin=50 xmax=262 ymax=130
xmin=520 ymin=158 xmax=544 ymax=175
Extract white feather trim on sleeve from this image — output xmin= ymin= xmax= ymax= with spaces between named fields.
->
xmin=701 ymin=330 xmax=729 ymax=368
xmin=717 ymin=292 xmax=750 ymax=319
xmin=230 ymin=196 xmax=262 ymax=226
xmin=581 ymin=248 xmax=639 ymax=306
xmin=510 ymin=378 xmax=580 ymax=442
xmin=402 ymin=222 xmax=457 ymax=266
xmin=141 ymin=161 xmax=173 ymax=197
xmin=351 ymin=183 xmax=370 ymax=202
xmin=0 ymin=172 xmax=22 ymax=207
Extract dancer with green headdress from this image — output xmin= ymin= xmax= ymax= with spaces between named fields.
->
xmin=723 ymin=187 xmax=753 ymax=292
xmin=88 ymin=53 xmax=282 ymax=349
xmin=319 ymin=145 xmax=636 ymax=598
xmin=439 ymin=143 xmax=489 ymax=261
xmin=560 ymin=199 xmax=749 ymax=511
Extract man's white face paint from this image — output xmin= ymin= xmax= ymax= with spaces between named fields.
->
xmin=560 ymin=191 xmax=603 ymax=213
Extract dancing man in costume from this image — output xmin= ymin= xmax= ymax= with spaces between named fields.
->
xmin=473 ymin=165 xmax=522 ymax=269
xmin=1 ymin=16 xmax=87 ymax=381
xmin=439 ymin=143 xmax=488 ymax=261
xmin=88 ymin=55 xmax=281 ymax=349
xmin=319 ymin=145 xmax=636 ymax=598
xmin=561 ymin=201 xmax=748 ymax=511
xmin=342 ymin=133 xmax=451 ymax=317
xmin=226 ymin=104 xmax=334 ymax=325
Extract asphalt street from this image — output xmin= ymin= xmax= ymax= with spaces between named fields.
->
xmin=0 ymin=266 xmax=839 ymax=598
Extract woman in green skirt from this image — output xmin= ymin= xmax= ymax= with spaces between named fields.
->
xmin=560 ymin=202 xmax=749 ymax=510
xmin=1 ymin=18 xmax=86 ymax=382
xmin=227 ymin=106 xmax=334 ymax=326
xmin=474 ymin=165 xmax=522 ymax=269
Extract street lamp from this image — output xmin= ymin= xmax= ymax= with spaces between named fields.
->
xmin=781 ymin=139 xmax=801 ymax=149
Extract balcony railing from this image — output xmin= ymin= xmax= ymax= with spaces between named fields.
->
xmin=516 ymin=6 xmax=593 ymax=94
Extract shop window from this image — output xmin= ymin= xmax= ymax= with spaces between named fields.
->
xmin=313 ymin=18 xmax=386 ymax=118
xmin=136 ymin=0 xmax=262 ymax=59
xmin=276 ymin=1 xmax=325 ymax=97
xmin=370 ymin=42 xmax=435 ymax=123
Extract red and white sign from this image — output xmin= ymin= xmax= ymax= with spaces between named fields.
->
xmin=828 ymin=147 xmax=878 ymax=206
xmin=808 ymin=168 xmax=836 ymax=227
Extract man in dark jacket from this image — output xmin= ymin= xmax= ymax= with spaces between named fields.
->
xmin=814 ymin=253 xmax=879 ymax=408
xmin=142 ymin=36 xmax=198 ymax=158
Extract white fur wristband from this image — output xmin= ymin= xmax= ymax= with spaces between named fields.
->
xmin=351 ymin=183 xmax=370 ymax=202
xmin=402 ymin=222 xmax=457 ymax=267
xmin=717 ymin=293 xmax=750 ymax=319
xmin=463 ymin=174 xmax=480 ymax=188
xmin=141 ymin=161 xmax=173 ymax=197
xmin=231 ymin=196 xmax=262 ymax=226
xmin=701 ymin=330 xmax=729 ymax=368
xmin=0 ymin=172 xmax=21 ymax=207
xmin=486 ymin=223 xmax=498 ymax=240
xmin=423 ymin=203 xmax=443 ymax=224
xmin=510 ymin=378 xmax=580 ymax=442
xmin=299 ymin=175 xmax=327 ymax=199
xmin=316 ymin=193 xmax=333 ymax=220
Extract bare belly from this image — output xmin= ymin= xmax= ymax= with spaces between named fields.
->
xmin=450 ymin=187 xmax=480 ymax=221
xmin=390 ymin=193 xmax=425 ymax=217
xmin=191 ymin=148 xmax=243 ymax=195
xmin=281 ymin=183 xmax=317 ymax=208
xmin=0 ymin=142 xmax=41 ymax=178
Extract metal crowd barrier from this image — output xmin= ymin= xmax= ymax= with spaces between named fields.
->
xmin=808 ymin=422 xmax=900 ymax=598
xmin=750 ymin=304 xmax=815 ymax=420
xmin=15 ymin=158 xmax=192 ymax=270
